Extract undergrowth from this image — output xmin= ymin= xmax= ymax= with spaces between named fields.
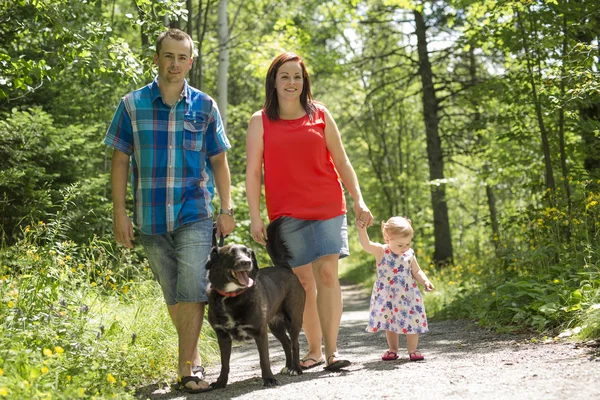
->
xmin=0 ymin=189 xmax=219 ymax=399
xmin=342 ymin=182 xmax=600 ymax=340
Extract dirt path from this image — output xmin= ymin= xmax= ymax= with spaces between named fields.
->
xmin=139 ymin=284 xmax=600 ymax=399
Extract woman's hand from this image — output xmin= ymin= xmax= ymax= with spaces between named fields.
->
xmin=354 ymin=200 xmax=374 ymax=229
xmin=250 ymin=217 xmax=267 ymax=245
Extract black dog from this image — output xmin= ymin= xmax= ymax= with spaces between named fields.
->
xmin=206 ymin=219 xmax=306 ymax=389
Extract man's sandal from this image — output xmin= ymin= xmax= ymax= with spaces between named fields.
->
xmin=192 ymin=365 xmax=205 ymax=378
xmin=179 ymin=375 xmax=213 ymax=393
xmin=323 ymin=352 xmax=351 ymax=371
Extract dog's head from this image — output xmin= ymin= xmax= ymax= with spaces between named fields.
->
xmin=205 ymin=244 xmax=259 ymax=293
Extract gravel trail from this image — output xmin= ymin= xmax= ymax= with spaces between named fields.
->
xmin=138 ymin=284 xmax=600 ymax=399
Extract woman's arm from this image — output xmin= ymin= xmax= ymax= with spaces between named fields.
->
xmin=357 ymin=226 xmax=385 ymax=265
xmin=245 ymin=111 xmax=267 ymax=244
xmin=322 ymin=106 xmax=374 ymax=228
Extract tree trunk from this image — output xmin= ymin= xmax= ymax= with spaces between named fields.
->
xmin=517 ymin=10 xmax=556 ymax=192
xmin=217 ymin=0 xmax=229 ymax=130
xmin=413 ymin=9 xmax=453 ymax=265
xmin=558 ymin=7 xmax=572 ymax=210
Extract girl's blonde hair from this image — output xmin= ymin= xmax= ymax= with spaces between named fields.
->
xmin=381 ymin=216 xmax=413 ymax=240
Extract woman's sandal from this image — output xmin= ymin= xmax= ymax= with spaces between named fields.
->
xmin=382 ymin=350 xmax=399 ymax=361
xmin=409 ymin=351 xmax=425 ymax=361
xmin=300 ymin=357 xmax=325 ymax=370
xmin=323 ymin=352 xmax=351 ymax=371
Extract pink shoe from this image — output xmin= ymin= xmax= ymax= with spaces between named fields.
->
xmin=409 ymin=351 xmax=425 ymax=361
xmin=381 ymin=351 xmax=399 ymax=361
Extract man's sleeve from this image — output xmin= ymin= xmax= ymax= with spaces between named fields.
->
xmin=104 ymin=99 xmax=134 ymax=156
xmin=205 ymin=101 xmax=231 ymax=157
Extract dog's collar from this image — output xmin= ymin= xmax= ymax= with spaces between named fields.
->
xmin=215 ymin=282 xmax=254 ymax=298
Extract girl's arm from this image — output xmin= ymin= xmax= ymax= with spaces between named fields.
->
xmin=357 ymin=226 xmax=385 ymax=265
xmin=410 ymin=256 xmax=434 ymax=291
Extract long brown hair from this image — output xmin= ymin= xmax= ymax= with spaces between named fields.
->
xmin=263 ymin=52 xmax=317 ymax=121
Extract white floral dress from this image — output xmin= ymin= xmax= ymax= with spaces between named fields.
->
xmin=366 ymin=246 xmax=429 ymax=335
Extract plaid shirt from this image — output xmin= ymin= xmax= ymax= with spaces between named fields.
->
xmin=104 ymin=78 xmax=230 ymax=235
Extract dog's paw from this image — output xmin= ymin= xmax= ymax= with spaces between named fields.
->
xmin=262 ymin=377 xmax=279 ymax=387
xmin=281 ymin=366 xmax=302 ymax=376
xmin=210 ymin=380 xmax=227 ymax=390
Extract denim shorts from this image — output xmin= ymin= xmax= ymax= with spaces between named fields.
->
xmin=139 ymin=219 xmax=212 ymax=305
xmin=275 ymin=214 xmax=349 ymax=268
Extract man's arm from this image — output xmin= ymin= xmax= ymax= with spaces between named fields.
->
xmin=210 ymin=151 xmax=235 ymax=237
xmin=111 ymin=149 xmax=134 ymax=248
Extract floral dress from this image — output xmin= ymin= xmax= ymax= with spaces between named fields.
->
xmin=366 ymin=246 xmax=429 ymax=335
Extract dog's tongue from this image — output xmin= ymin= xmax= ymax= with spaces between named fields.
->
xmin=235 ymin=271 xmax=254 ymax=287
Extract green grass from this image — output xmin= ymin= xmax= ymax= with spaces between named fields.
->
xmin=0 ymin=220 xmax=220 ymax=399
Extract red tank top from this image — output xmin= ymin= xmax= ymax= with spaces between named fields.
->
xmin=262 ymin=105 xmax=346 ymax=222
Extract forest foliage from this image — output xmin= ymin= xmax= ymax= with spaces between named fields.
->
xmin=0 ymin=0 xmax=599 ymax=398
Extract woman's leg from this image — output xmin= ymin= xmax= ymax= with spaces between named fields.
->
xmin=312 ymin=254 xmax=344 ymax=362
xmin=293 ymin=263 xmax=323 ymax=365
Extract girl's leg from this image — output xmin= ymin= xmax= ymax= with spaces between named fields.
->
xmin=385 ymin=330 xmax=399 ymax=353
xmin=312 ymin=254 xmax=344 ymax=363
xmin=406 ymin=334 xmax=420 ymax=354
xmin=293 ymin=263 xmax=323 ymax=365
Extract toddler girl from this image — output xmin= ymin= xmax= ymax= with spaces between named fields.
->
xmin=357 ymin=216 xmax=434 ymax=361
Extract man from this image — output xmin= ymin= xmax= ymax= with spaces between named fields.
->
xmin=104 ymin=28 xmax=235 ymax=393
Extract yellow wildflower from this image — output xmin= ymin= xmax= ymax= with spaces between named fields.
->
xmin=55 ymin=346 xmax=64 ymax=354
xmin=121 ymin=381 xmax=127 ymax=387
xmin=43 ymin=348 xmax=53 ymax=357
xmin=77 ymin=388 xmax=85 ymax=397
xmin=41 ymin=366 xmax=49 ymax=374
xmin=107 ymin=373 xmax=117 ymax=384
xmin=553 ymin=279 xmax=560 ymax=283
xmin=0 ymin=368 xmax=3 ymax=376
xmin=67 ymin=375 xmax=72 ymax=382
xmin=7 ymin=301 xmax=13 ymax=308
xmin=0 ymin=387 xmax=7 ymax=397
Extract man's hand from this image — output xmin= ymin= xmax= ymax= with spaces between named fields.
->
xmin=113 ymin=211 xmax=134 ymax=248
xmin=216 ymin=214 xmax=235 ymax=240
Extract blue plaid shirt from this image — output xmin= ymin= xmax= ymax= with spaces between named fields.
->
xmin=104 ymin=78 xmax=231 ymax=235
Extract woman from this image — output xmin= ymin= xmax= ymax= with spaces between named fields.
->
xmin=245 ymin=52 xmax=374 ymax=370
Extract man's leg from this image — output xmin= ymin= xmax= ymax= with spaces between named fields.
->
xmin=173 ymin=219 xmax=212 ymax=389
xmin=175 ymin=302 xmax=206 ymax=384
xmin=167 ymin=304 xmax=203 ymax=373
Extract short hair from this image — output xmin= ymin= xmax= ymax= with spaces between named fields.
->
xmin=382 ymin=216 xmax=413 ymax=239
xmin=263 ymin=52 xmax=317 ymax=121
xmin=155 ymin=28 xmax=194 ymax=57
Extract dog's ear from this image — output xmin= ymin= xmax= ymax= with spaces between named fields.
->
xmin=249 ymin=247 xmax=259 ymax=273
xmin=205 ymin=246 xmax=219 ymax=270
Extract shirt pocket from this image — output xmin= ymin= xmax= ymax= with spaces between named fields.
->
xmin=183 ymin=112 xmax=209 ymax=151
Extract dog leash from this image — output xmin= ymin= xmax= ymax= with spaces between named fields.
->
xmin=212 ymin=222 xmax=226 ymax=247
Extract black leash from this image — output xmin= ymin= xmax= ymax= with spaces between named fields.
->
xmin=212 ymin=222 xmax=225 ymax=247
